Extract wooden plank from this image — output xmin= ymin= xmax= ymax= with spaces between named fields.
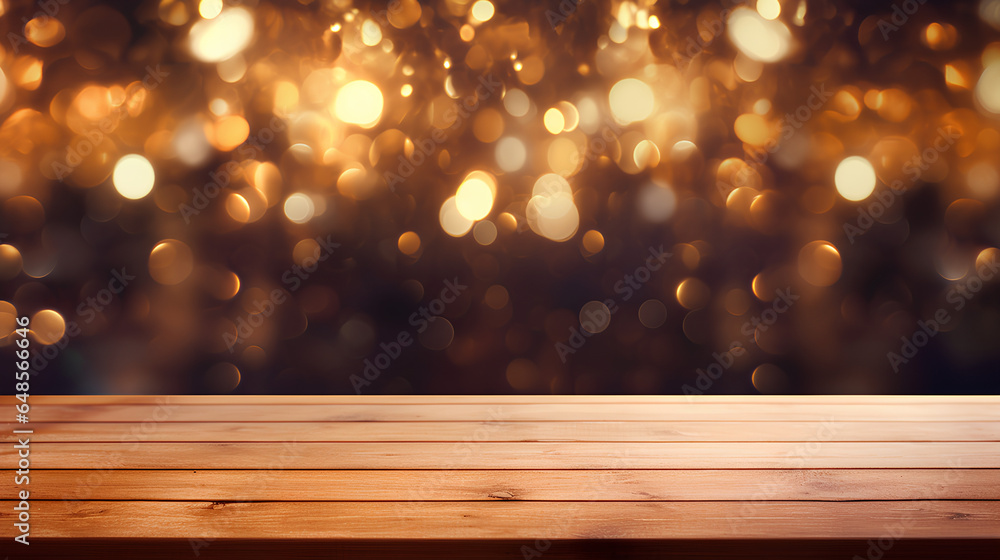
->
xmin=16 ymin=403 xmax=1000 ymax=422
xmin=4 ymin=395 xmax=998 ymax=405
xmin=3 ymin=501 xmax=997 ymax=539
xmin=10 ymin=538 xmax=1000 ymax=560
xmin=9 ymin=442 xmax=999 ymax=469
xmin=26 ymin=469 xmax=1000 ymax=502
xmin=4 ymin=420 xmax=996 ymax=442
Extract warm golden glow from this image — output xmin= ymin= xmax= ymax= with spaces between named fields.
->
xmin=727 ymin=7 xmax=792 ymax=63
xmin=113 ymin=155 xmax=155 ymax=200
xmin=188 ymin=7 xmax=255 ymax=62
xmin=835 ymin=156 xmax=877 ymax=201
xmin=25 ymin=16 xmax=66 ymax=47
xmin=470 ymin=0 xmax=495 ymax=22
xmin=398 ymin=231 xmax=421 ymax=255
xmin=543 ymin=108 xmax=565 ymax=134
xmin=439 ymin=196 xmax=475 ymax=237
xmin=150 ymin=240 xmax=195 ymax=285
xmin=798 ymin=241 xmax=843 ymax=287
xmin=31 ymin=310 xmax=66 ymax=345
xmin=198 ymin=0 xmax=223 ymax=19
xmin=284 ymin=193 xmax=316 ymax=224
xmin=609 ymin=78 xmax=654 ymax=124
xmin=334 ymin=80 xmax=383 ymax=127
xmin=455 ymin=177 xmax=494 ymax=221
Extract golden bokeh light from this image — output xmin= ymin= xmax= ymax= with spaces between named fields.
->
xmin=284 ymin=193 xmax=316 ymax=224
xmin=543 ymin=108 xmax=565 ymax=134
xmin=31 ymin=309 xmax=66 ymax=345
xmin=835 ymin=156 xmax=877 ymax=201
xmin=609 ymin=78 xmax=654 ymax=124
xmin=112 ymin=154 xmax=156 ymax=200
xmin=727 ymin=7 xmax=792 ymax=63
xmin=25 ymin=16 xmax=66 ymax=47
xmin=582 ymin=230 xmax=605 ymax=255
xmin=150 ymin=239 xmax=195 ymax=285
xmin=439 ymin=196 xmax=474 ymax=237
xmin=199 ymin=0 xmax=223 ymax=19
xmin=398 ymin=231 xmax=421 ymax=255
xmin=471 ymin=0 xmax=495 ymax=22
xmin=473 ymin=220 xmax=498 ymax=245
xmin=798 ymin=241 xmax=843 ymax=287
xmin=188 ymin=7 xmax=255 ymax=62
xmin=455 ymin=177 xmax=495 ymax=221
xmin=676 ymin=278 xmax=710 ymax=310
xmin=334 ymin=80 xmax=384 ymax=128
xmin=0 ymin=244 xmax=23 ymax=280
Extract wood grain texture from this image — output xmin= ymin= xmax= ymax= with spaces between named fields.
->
xmin=19 ymin=469 xmax=1000 ymax=501
xmin=3 ymin=501 xmax=999 ymax=539
xmin=3 ymin=396 xmax=997 ymax=559
xmin=4 ymin=420 xmax=996 ymax=442
xmin=9 ymin=441 xmax=999 ymax=469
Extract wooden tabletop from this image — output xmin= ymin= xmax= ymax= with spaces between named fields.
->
xmin=1 ymin=395 xmax=998 ymax=558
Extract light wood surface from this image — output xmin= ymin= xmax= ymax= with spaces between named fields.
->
xmin=0 ymin=396 xmax=996 ymax=558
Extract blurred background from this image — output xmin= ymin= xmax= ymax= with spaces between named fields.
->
xmin=0 ymin=0 xmax=998 ymax=395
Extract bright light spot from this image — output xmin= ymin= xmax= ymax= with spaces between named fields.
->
xmin=757 ymin=0 xmax=781 ymax=20
xmin=334 ymin=80 xmax=383 ymax=127
xmin=648 ymin=15 xmax=661 ymax=29
xmin=527 ymin=191 xmax=579 ymax=242
xmin=503 ymin=88 xmax=530 ymax=117
xmin=199 ymin=0 xmax=223 ymax=19
xmin=361 ymin=20 xmax=382 ymax=46
xmin=226 ymin=193 xmax=251 ymax=223
xmin=533 ymin=173 xmax=572 ymax=198
xmin=495 ymin=137 xmax=527 ymax=172
xmin=609 ymin=78 xmax=654 ymax=124
xmin=637 ymin=181 xmax=677 ymax=222
xmin=753 ymin=98 xmax=772 ymax=114
xmin=284 ymin=193 xmax=315 ymax=224
xmin=209 ymin=98 xmax=229 ymax=115
xmin=727 ymin=7 xmax=791 ymax=63
xmin=113 ymin=155 xmax=155 ymax=200
xmin=401 ymin=84 xmax=413 ymax=97
xmin=835 ymin=156 xmax=877 ymax=201
xmin=440 ymin=196 xmax=474 ymax=237
xmin=455 ymin=178 xmax=494 ymax=221
xmin=975 ymin=62 xmax=1000 ymax=114
xmin=543 ymin=108 xmax=565 ymax=134
xmin=471 ymin=0 xmax=495 ymax=22
xmin=188 ymin=7 xmax=255 ymax=63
